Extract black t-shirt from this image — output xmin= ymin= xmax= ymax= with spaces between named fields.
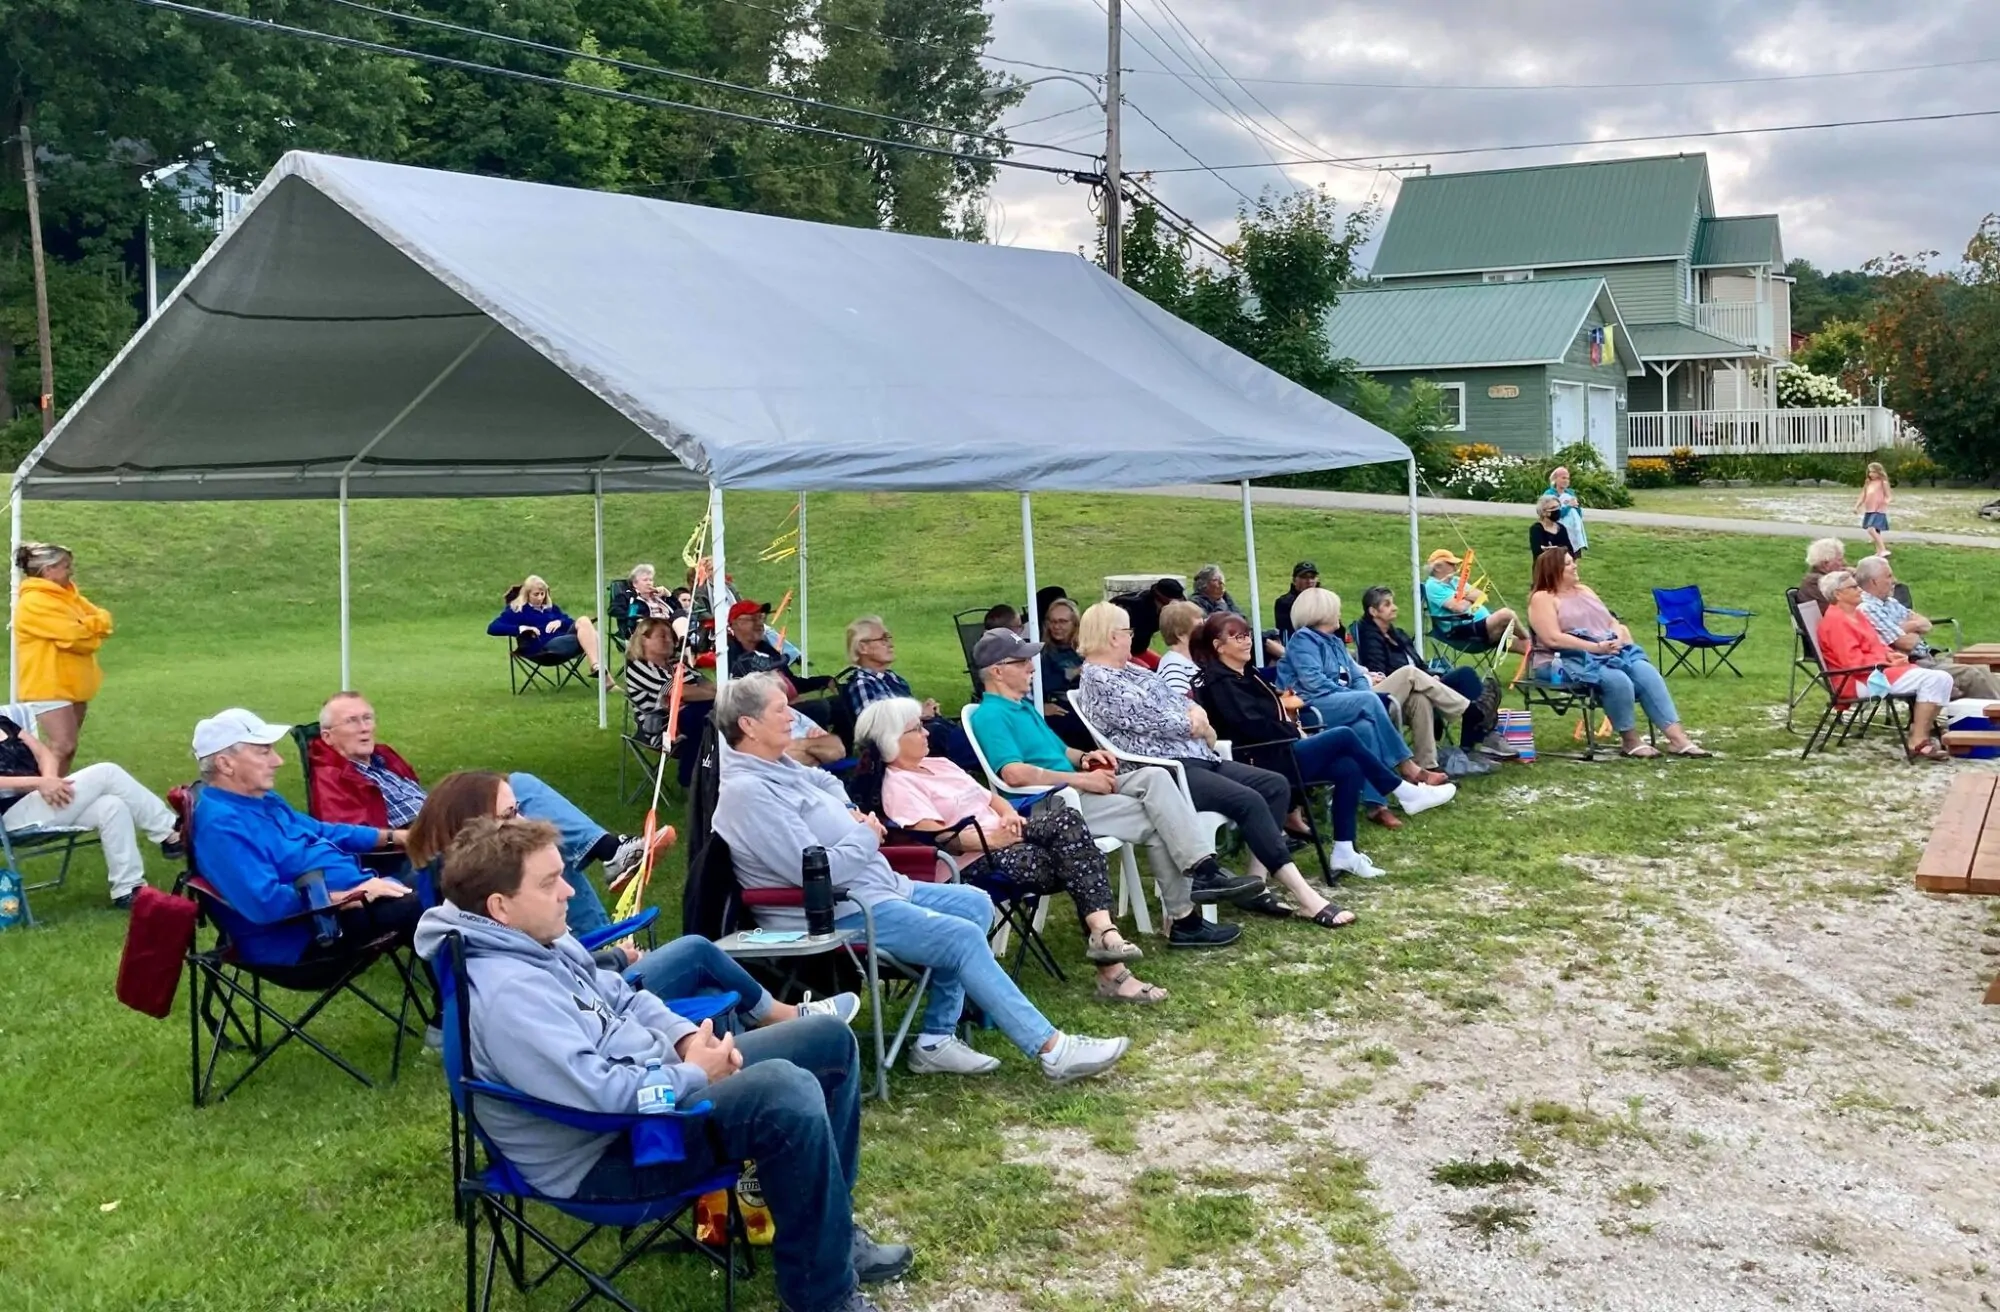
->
xmin=1529 ymin=521 xmax=1574 ymax=559
xmin=0 ymin=717 xmax=37 ymax=814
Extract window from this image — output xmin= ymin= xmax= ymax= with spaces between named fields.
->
xmin=1682 ymin=262 xmax=1696 ymax=304
xmin=1481 ymin=269 xmax=1534 ymax=284
xmin=1435 ymin=382 xmax=1466 ymax=431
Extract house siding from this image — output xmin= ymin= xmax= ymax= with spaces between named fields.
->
xmin=1375 ymin=365 xmax=1552 ymax=461
xmin=1376 ymin=261 xmax=1680 ymax=324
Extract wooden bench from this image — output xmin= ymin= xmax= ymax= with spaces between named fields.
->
xmin=1943 ymin=701 xmax=2000 ymax=757
xmin=1913 ymin=772 xmax=2000 ymax=1003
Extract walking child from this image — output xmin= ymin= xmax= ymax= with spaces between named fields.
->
xmin=1855 ymin=462 xmax=1892 ymax=557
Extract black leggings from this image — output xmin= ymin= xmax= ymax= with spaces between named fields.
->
xmin=1178 ymin=757 xmax=1294 ymax=874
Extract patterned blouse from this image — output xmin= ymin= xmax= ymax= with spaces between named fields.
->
xmin=1077 ymin=662 xmax=1216 ymax=763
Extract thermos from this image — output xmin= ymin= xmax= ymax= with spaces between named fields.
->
xmin=802 ymin=846 xmax=835 ymax=940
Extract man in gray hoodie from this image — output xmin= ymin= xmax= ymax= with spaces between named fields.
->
xmin=711 ymin=671 xmax=1132 ymax=1082
xmin=414 ymin=816 xmax=910 ymax=1312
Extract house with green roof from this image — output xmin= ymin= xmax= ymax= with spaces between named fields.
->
xmin=1329 ymin=153 xmax=1896 ymax=469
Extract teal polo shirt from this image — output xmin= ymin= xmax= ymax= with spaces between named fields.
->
xmin=966 ymin=693 xmax=1071 ymax=773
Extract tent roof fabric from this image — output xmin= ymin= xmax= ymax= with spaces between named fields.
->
xmin=1692 ymin=214 xmax=1784 ymax=268
xmin=1369 ymin=154 xmax=1711 ymax=277
xmin=18 ymin=152 xmax=1410 ymax=502
xmin=1326 ymin=277 xmax=1636 ymax=372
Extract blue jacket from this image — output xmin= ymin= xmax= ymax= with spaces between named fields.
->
xmin=489 ymin=602 xmax=575 ymax=656
xmin=1276 ymin=626 xmax=1391 ymax=734
xmin=192 ymin=786 xmax=383 ymax=965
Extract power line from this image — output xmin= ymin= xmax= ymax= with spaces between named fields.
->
xmin=1123 ymin=176 xmax=1230 ymax=261
xmin=702 ymin=0 xmax=1102 ymax=80
xmin=1122 ymin=97 xmax=1254 ymax=204
xmin=999 ymin=101 xmax=1102 ymax=133
xmin=1117 ymin=52 xmax=2000 ymax=92
xmin=131 ymin=0 xmax=1096 ymax=182
xmin=1142 ymin=105 xmax=2000 ymax=173
xmin=1098 ymin=0 xmax=1291 ymax=175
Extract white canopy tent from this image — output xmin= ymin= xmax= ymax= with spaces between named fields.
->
xmin=11 ymin=152 xmax=1421 ymax=717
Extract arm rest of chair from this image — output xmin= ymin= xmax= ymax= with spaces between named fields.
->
xmin=187 ymin=875 xmax=347 ymax=930
xmin=738 ymin=887 xmax=805 ymax=908
xmin=1705 ymin=607 xmax=1754 ymax=617
xmin=884 ymin=845 xmax=954 ymax=882
xmin=1006 ymin=786 xmax=1066 ymax=815
xmin=462 ymin=1077 xmax=714 ymax=1165
xmin=580 ymin=906 xmax=659 ymax=953
xmin=644 ymin=992 xmax=738 ymax=1028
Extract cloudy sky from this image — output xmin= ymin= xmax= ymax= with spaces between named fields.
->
xmin=979 ymin=0 xmax=2000 ymax=272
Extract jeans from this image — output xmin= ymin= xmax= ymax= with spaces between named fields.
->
xmin=628 ymin=935 xmax=779 ymax=1024
xmin=1304 ymin=691 xmax=1411 ymax=806
xmin=837 ymin=881 xmax=1056 ymax=1057
xmin=1584 ymin=656 xmax=1681 ymax=734
xmin=1180 ymin=758 xmax=1293 ymax=873
xmin=573 ymin=1015 xmax=862 ymax=1312
xmin=2 ymin=761 xmax=177 ymax=898
xmin=508 ymin=772 xmax=611 ymax=936
xmin=1287 ymin=727 xmax=1405 ymax=843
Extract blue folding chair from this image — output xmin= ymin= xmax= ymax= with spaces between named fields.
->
xmin=436 ymin=929 xmax=747 ymax=1312
xmin=0 ymin=700 xmax=101 ymax=923
xmin=1653 ymin=586 xmax=1752 ymax=678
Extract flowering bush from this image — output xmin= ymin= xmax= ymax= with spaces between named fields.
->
xmin=1776 ymin=367 xmax=1858 ymax=409
xmin=1450 ymin=442 xmax=1503 ymax=465
xmin=1625 ymin=457 xmax=1673 ymax=489
xmin=1667 ymin=445 xmax=1704 ymax=486
xmin=1439 ymin=452 xmax=1527 ymax=499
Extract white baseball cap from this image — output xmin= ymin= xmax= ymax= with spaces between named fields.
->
xmin=192 ymin=708 xmax=292 ymax=759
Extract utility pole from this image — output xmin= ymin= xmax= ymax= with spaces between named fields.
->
xmin=19 ymin=121 xmax=55 ymax=435
xmin=1103 ymin=0 xmax=1123 ymax=281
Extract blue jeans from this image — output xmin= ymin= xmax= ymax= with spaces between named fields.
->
xmin=628 ymin=935 xmax=779 ymax=1024
xmin=573 ymin=1015 xmax=861 ymax=1312
xmin=1579 ymin=655 xmax=1681 ymax=735
xmin=836 ymin=881 xmax=1055 ymax=1058
xmin=1291 ymin=726 xmax=1405 ymax=843
xmin=508 ymin=771 xmax=611 ymax=937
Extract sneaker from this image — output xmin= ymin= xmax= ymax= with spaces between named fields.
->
xmin=796 ymin=991 xmax=861 ymax=1026
xmin=159 ymin=834 xmax=186 ymax=861
xmin=1167 ymin=915 xmax=1242 ymax=949
xmin=1039 ymin=1032 xmax=1130 ymax=1084
xmin=1187 ymin=861 xmax=1263 ymax=904
xmin=1391 ymin=780 xmax=1457 ymax=816
xmin=785 ymin=1291 xmax=885 ymax=1312
xmin=603 ymin=831 xmax=669 ymax=894
xmin=1330 ymin=851 xmax=1388 ymax=880
xmin=906 ymin=1036 xmax=1001 ymax=1076
xmin=110 ymin=890 xmax=139 ymax=910
xmin=851 ymin=1226 xmax=914 ymax=1284
xmin=1475 ymin=677 xmax=1503 ymax=726
xmin=1478 ymin=730 xmax=1520 ymax=759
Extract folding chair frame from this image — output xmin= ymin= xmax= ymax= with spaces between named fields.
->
xmin=509 ymin=644 xmax=589 ymax=695
xmin=1652 ymin=587 xmax=1752 ymax=679
xmin=1514 ymin=674 xmax=1652 ymax=762
xmin=1426 ymin=616 xmax=1502 ymax=676
xmin=0 ymin=823 xmax=98 ymax=925
xmin=1786 ymin=593 xmax=1918 ymax=760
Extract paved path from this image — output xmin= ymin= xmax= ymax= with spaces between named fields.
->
xmin=1143 ymin=483 xmax=2000 ymax=551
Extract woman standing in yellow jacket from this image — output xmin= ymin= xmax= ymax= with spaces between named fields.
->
xmin=14 ymin=542 xmax=112 ymax=773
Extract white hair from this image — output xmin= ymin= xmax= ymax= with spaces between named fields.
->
xmin=715 ymin=672 xmax=787 ymax=746
xmin=1193 ymin=564 xmax=1223 ymax=591
xmin=1805 ymin=538 xmax=1846 ymax=571
xmin=1289 ymin=586 xmax=1343 ymax=630
xmin=1853 ymin=555 xmax=1893 ymax=585
xmin=1820 ymin=570 xmax=1858 ymax=603
xmin=854 ymin=697 xmax=924 ymax=764
xmin=629 ymin=563 xmax=656 ymax=586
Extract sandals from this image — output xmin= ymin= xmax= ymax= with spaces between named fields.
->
xmin=1238 ymin=888 xmax=1294 ymax=919
xmin=1621 ymin=744 xmax=1661 ymax=759
xmin=1307 ymin=904 xmax=1357 ymax=929
xmin=1670 ymin=744 xmax=1714 ymax=759
xmin=1085 ymin=929 xmax=1143 ymax=964
xmin=1911 ymin=740 xmax=1948 ymax=762
xmin=1096 ymin=967 xmax=1168 ymax=1005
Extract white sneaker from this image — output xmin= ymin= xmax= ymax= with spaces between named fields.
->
xmin=1392 ymin=780 xmax=1457 ymax=815
xmin=1039 ymin=1032 xmax=1130 ymax=1084
xmin=1330 ymin=851 xmax=1388 ymax=880
xmin=603 ymin=834 xmax=649 ymax=892
xmin=906 ymin=1036 xmax=1001 ymax=1076
xmin=796 ymin=991 xmax=861 ymax=1026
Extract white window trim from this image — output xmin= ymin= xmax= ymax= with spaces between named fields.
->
xmin=1436 ymin=381 xmax=1467 ymax=431
xmin=1481 ymin=268 xmax=1535 ymax=284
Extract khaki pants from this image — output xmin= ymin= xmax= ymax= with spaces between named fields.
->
xmin=1374 ymin=666 xmax=1470 ymax=769
xmin=1931 ymin=659 xmax=2000 ymax=701
xmin=1072 ymin=765 xmax=1208 ymax=921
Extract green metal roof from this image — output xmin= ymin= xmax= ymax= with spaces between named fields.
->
xmin=1328 ymin=277 xmax=1617 ymax=371
xmin=1692 ymin=214 xmax=1783 ymax=267
xmin=1370 ymin=154 xmax=1711 ymax=277
xmin=1624 ymin=322 xmax=1757 ymax=360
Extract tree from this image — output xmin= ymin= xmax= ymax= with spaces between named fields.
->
xmin=1865 ymin=215 xmax=2000 ymax=477
xmin=1786 ymin=257 xmax=1889 ymax=337
xmin=1794 ymin=318 xmax=1878 ymax=398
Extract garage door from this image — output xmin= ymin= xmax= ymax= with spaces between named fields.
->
xmin=1550 ymin=381 xmax=1585 ymax=451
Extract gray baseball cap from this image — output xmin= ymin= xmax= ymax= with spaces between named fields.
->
xmin=971 ymin=627 xmax=1043 ymax=671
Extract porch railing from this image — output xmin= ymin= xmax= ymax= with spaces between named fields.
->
xmin=1692 ymin=299 xmax=1773 ymax=352
xmin=1627 ymin=407 xmax=1904 ymax=457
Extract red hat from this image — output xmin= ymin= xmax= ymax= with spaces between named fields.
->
xmin=726 ymin=599 xmax=771 ymax=624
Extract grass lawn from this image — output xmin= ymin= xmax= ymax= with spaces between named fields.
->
xmin=1625 ymin=484 xmax=2000 ymax=538
xmin=5 ymin=491 xmax=1999 ymax=1311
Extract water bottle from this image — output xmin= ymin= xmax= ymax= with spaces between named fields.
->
xmin=1548 ymin=659 xmax=1565 ymax=686
xmin=636 ymin=1058 xmax=677 ymax=1115
xmin=802 ymin=846 xmax=835 ymax=940
xmin=0 ymin=867 xmax=23 ymax=931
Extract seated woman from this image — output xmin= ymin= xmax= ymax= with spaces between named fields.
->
xmin=0 ymin=711 xmax=181 ymax=907
xmin=1353 ymin=585 xmax=1492 ymax=771
xmin=857 ymin=698 xmax=1166 ymax=1004
xmin=1190 ymin=612 xmax=1449 ymax=879
xmin=1038 ymin=597 xmax=1095 ymax=753
xmin=1815 ymin=570 xmax=1953 ymax=759
xmin=626 ymin=563 xmax=681 ymax=621
xmin=1526 ymin=550 xmax=1711 ymax=759
xmin=1155 ymin=600 xmax=1205 ymax=698
xmin=623 ymin=617 xmax=714 ymax=749
xmin=405 ymin=769 xmax=855 ymax=1021
xmin=1277 ymin=587 xmax=1455 ymax=828
xmin=1074 ymin=603 xmax=1356 ymax=929
xmin=488 ymin=575 xmax=610 ymax=687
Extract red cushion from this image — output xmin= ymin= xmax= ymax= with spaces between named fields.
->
xmin=116 ymin=886 xmax=198 ymax=1019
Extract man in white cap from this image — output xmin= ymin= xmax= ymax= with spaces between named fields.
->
xmin=190 ymin=708 xmax=412 ymax=967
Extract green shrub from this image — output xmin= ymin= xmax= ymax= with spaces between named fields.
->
xmin=1625 ymin=458 xmax=1673 ymax=489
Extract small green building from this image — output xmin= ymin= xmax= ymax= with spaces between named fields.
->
xmin=1325 ymin=277 xmax=1641 ymax=466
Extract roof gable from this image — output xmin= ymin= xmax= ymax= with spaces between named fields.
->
xmin=1693 ymin=214 xmax=1784 ymax=267
xmin=1327 ymin=277 xmax=1638 ymax=374
xmin=1370 ymin=154 xmax=1712 ymax=277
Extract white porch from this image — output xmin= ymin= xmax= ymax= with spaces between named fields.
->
xmin=1628 ymin=406 xmax=1905 ymax=457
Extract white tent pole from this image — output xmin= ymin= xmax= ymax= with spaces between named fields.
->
xmin=1239 ymin=479 xmax=1262 ymax=648
xmin=8 ymin=487 xmax=20 ymax=702
xmin=709 ymin=484 xmax=729 ymax=696
xmin=796 ymin=494 xmax=810 ymax=676
xmin=1407 ymin=457 xmax=1424 ymax=661
xmin=594 ymin=472 xmax=607 ymax=731
xmin=338 ymin=474 xmax=352 ymax=687
xmin=1021 ymin=493 xmax=1042 ymax=708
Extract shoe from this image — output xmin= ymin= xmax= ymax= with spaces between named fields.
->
xmin=1167 ymin=916 xmax=1242 ymax=949
xmin=851 ymin=1226 xmax=914 ymax=1284
xmin=906 ymin=1036 xmax=1001 ymax=1076
xmin=1283 ymin=832 xmax=1312 ymax=854
xmin=1478 ymin=730 xmax=1520 ymax=759
xmin=785 ymin=1292 xmax=885 ymax=1312
xmin=424 ymin=1024 xmax=444 ymax=1053
xmin=1392 ymin=780 xmax=1457 ymax=816
xmin=111 ymin=891 xmax=139 ymax=910
xmin=604 ymin=830 xmax=670 ymax=894
xmin=1235 ymin=888 xmax=1293 ymax=918
xmin=1475 ymin=677 xmax=1502 ymax=725
xmin=1040 ymin=1032 xmax=1130 ymax=1084
xmin=1364 ymin=805 xmax=1403 ymax=830
xmin=159 ymin=834 xmax=186 ymax=861
xmin=1187 ymin=861 xmax=1262 ymax=904
xmin=796 ymin=991 xmax=861 ymax=1026
xmin=1330 ymin=851 xmax=1388 ymax=880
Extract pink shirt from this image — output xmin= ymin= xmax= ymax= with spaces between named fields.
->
xmin=879 ymin=759 xmax=995 ymax=867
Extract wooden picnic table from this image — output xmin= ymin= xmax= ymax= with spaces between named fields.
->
xmin=1913 ymin=771 xmax=2000 ymax=1003
xmin=1948 ymin=644 xmax=2000 ymax=670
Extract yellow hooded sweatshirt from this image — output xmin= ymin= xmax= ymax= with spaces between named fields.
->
xmin=15 ymin=576 xmax=113 ymax=702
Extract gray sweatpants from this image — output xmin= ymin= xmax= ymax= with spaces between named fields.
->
xmin=1072 ymin=765 xmax=1211 ymax=921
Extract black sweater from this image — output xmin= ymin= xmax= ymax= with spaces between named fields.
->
xmin=1354 ymin=619 xmax=1424 ymax=675
xmin=1191 ymin=661 xmax=1300 ymax=771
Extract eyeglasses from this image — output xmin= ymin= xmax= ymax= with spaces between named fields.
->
xmin=497 ymin=804 xmax=520 ymax=820
xmin=332 ymin=713 xmax=376 ymax=730
xmin=863 ymin=633 xmax=894 ymax=645
xmin=1223 ymin=630 xmax=1252 ymax=642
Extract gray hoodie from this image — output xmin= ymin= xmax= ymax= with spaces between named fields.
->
xmin=713 ymin=741 xmax=911 ymax=932
xmin=413 ymin=903 xmax=706 ymax=1199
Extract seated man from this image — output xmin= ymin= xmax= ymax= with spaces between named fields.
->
xmin=964 ymin=629 xmax=1257 ymax=949
xmin=0 ymin=708 xmax=182 ymax=908
xmin=190 ymin=708 xmax=414 ymax=967
xmin=307 ymin=691 xmax=653 ymax=935
xmin=981 ymin=603 xmax=1025 ymax=635
xmin=1354 ymin=585 xmax=1511 ymax=764
xmin=413 ymin=817 xmax=910 ymax=1312
xmin=1421 ymin=550 xmax=1518 ymax=649
xmin=724 ymin=600 xmax=843 ymax=764
xmin=1855 ymin=557 xmax=1998 ymax=698
xmin=842 ymin=615 xmax=979 ymax=773
xmin=713 ymin=672 xmax=1131 ymax=1082
xmin=1267 ymin=559 xmax=1318 ymax=661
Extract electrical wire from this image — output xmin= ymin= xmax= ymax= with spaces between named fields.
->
xmin=1118 ymin=52 xmax=2000 ymax=92
xmin=1122 ymin=97 xmax=1254 ymax=204
xmin=999 ymin=100 xmax=1102 ymax=133
xmin=703 ymin=0 xmax=1103 ymax=79
xmin=130 ymin=0 xmax=1096 ymax=180
xmin=1142 ymin=105 xmax=2000 ymax=173
xmin=1096 ymin=0 xmax=1290 ymax=175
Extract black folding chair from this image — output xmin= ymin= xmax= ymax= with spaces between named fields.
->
xmin=1514 ymin=671 xmax=1650 ymax=762
xmin=1652 ymin=585 xmax=1751 ymax=678
xmin=953 ymin=608 xmax=992 ymax=702
xmin=508 ymin=639 xmax=588 ymax=694
xmin=1787 ymin=594 xmax=1913 ymax=760
xmin=1892 ymin=581 xmax=1963 ymax=653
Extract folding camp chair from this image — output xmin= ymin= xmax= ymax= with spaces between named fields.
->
xmin=953 ymin=608 xmax=992 ymax=702
xmin=0 ymin=701 xmax=101 ymax=924
xmin=618 ymin=697 xmax=668 ymax=807
xmin=1652 ymin=585 xmax=1751 ymax=677
xmin=507 ymin=637 xmax=589 ymax=694
xmin=437 ymin=931 xmax=747 ymax=1312
xmin=1512 ymin=669 xmax=1646 ymax=762
xmin=172 ymin=784 xmax=430 ymax=1107
xmin=1426 ymin=615 xmax=1501 ymax=675
xmin=1787 ymin=593 xmax=1914 ymax=760
xmin=606 ymin=579 xmax=643 ymax=654
xmin=1784 ymin=589 xmax=1820 ymax=731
